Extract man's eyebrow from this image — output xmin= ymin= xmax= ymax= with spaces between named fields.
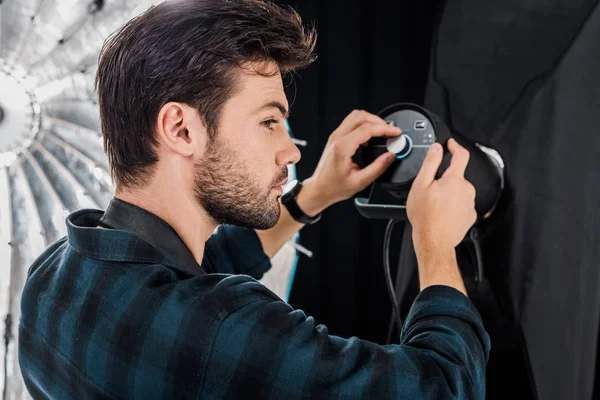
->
xmin=255 ymin=101 xmax=289 ymax=119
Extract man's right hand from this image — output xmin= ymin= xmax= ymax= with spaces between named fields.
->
xmin=406 ymin=138 xmax=477 ymax=295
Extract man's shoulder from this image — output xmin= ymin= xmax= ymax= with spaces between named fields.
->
xmin=27 ymin=236 xmax=69 ymax=276
xmin=22 ymin=238 xmax=279 ymax=326
xmin=19 ymin=239 xmax=283 ymax=397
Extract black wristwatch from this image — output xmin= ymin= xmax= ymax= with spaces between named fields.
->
xmin=281 ymin=180 xmax=322 ymax=225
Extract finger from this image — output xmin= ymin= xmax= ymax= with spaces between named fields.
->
xmin=444 ymin=138 xmax=470 ymax=178
xmin=343 ymin=122 xmax=402 ymax=155
xmin=333 ymin=109 xmax=390 ymax=138
xmin=412 ymin=143 xmax=444 ymax=188
xmin=350 ymin=152 xmax=396 ymax=191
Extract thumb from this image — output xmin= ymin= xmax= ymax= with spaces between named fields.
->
xmin=352 ymin=152 xmax=396 ymax=191
xmin=413 ymin=143 xmax=443 ymax=188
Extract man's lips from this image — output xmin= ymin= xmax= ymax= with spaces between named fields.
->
xmin=275 ymin=177 xmax=288 ymax=187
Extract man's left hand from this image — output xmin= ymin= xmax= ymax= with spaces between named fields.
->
xmin=300 ymin=109 xmax=401 ymax=214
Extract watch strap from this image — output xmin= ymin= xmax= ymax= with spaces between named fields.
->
xmin=282 ymin=181 xmax=322 ymax=225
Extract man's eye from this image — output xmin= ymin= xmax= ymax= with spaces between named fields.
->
xmin=262 ymin=119 xmax=278 ymax=130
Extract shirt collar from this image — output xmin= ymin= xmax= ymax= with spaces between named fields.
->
xmin=66 ymin=198 xmax=204 ymax=276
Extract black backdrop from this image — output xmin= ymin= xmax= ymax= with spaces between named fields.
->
xmin=276 ymin=1 xmax=600 ymax=399
xmin=276 ymin=0 xmax=444 ymax=345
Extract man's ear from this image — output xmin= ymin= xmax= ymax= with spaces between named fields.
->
xmin=156 ymin=102 xmax=207 ymax=157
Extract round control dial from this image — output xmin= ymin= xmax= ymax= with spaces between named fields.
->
xmin=383 ymin=109 xmax=437 ymax=185
xmin=386 ymin=134 xmax=413 ymax=159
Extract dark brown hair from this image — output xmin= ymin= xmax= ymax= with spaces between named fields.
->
xmin=95 ymin=0 xmax=317 ymax=188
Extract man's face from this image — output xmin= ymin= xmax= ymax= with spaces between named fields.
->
xmin=194 ymin=63 xmax=301 ymax=230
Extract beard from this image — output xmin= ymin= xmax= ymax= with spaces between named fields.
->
xmin=194 ymin=137 xmax=287 ymax=230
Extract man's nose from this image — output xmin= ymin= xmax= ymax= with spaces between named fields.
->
xmin=277 ymin=133 xmax=302 ymax=166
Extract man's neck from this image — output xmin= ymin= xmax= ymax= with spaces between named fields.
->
xmin=114 ymin=187 xmax=217 ymax=265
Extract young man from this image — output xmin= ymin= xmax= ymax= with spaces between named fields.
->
xmin=18 ymin=1 xmax=489 ymax=398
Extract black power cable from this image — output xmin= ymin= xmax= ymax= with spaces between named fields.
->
xmin=383 ymin=219 xmax=402 ymax=344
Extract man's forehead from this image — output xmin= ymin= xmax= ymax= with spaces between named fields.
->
xmin=239 ymin=68 xmax=284 ymax=92
xmin=236 ymin=69 xmax=288 ymax=107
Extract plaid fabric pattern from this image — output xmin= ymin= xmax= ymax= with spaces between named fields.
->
xmin=19 ymin=208 xmax=490 ymax=399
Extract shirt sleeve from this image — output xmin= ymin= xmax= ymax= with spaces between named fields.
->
xmin=202 ymin=284 xmax=490 ymax=399
xmin=202 ymin=225 xmax=272 ymax=279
